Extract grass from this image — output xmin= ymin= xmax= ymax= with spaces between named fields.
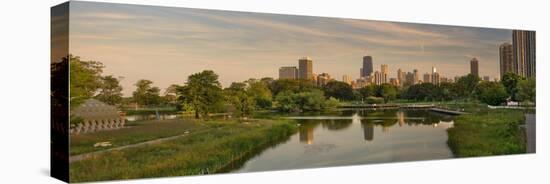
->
xmin=447 ymin=109 xmax=527 ymax=157
xmin=123 ymin=108 xmax=179 ymax=115
xmin=70 ymin=119 xmax=201 ymax=155
xmin=69 ymin=119 xmax=297 ymax=183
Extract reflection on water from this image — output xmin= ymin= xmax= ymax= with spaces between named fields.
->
xmin=231 ymin=109 xmax=455 ymax=173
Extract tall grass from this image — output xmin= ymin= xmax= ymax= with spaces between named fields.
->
xmin=70 ymin=119 xmax=200 ymax=155
xmin=447 ymin=109 xmax=526 ymax=157
xmin=69 ymin=119 xmax=297 ymax=182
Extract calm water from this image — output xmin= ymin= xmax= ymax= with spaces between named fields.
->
xmin=232 ymin=109 xmax=455 ymax=173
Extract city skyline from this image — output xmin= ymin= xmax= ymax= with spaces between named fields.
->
xmin=63 ymin=1 xmax=514 ymax=96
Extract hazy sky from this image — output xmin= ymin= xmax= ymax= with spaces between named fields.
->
xmin=65 ymin=1 xmax=512 ymax=96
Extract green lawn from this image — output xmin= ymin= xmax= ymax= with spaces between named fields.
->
xmin=70 ymin=119 xmax=201 ymax=155
xmin=69 ymin=119 xmax=297 ymax=182
xmin=447 ymin=109 xmax=527 ymax=157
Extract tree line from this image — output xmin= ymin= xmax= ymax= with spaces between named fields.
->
xmin=69 ymin=55 xmax=536 ymax=118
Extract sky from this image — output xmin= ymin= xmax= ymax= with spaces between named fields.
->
xmin=61 ymin=1 xmax=513 ymax=97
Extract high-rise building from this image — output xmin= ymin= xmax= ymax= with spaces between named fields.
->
xmin=397 ymin=68 xmax=404 ymax=86
xmin=381 ymin=64 xmax=388 ymax=84
xmin=499 ymin=42 xmax=514 ymax=78
xmin=413 ymin=69 xmax=419 ymax=84
xmin=316 ymin=73 xmax=332 ymax=87
xmin=373 ymin=71 xmax=381 ymax=85
xmin=513 ymin=30 xmax=536 ymax=78
xmin=342 ymin=74 xmax=352 ymax=85
xmin=299 ymin=57 xmax=313 ymax=80
xmin=278 ymin=66 xmax=299 ymax=79
xmin=405 ymin=72 xmax=414 ymax=86
xmin=361 ymin=55 xmax=373 ymax=77
xmin=432 ymin=72 xmax=440 ymax=85
xmin=470 ymin=58 xmax=479 ymax=77
xmin=389 ymin=78 xmax=398 ymax=86
xmin=423 ymin=73 xmax=432 ymax=83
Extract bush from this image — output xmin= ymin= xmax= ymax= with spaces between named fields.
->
xmin=365 ymin=96 xmax=384 ymax=104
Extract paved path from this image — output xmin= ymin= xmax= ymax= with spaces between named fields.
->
xmin=429 ymin=108 xmax=467 ymax=115
xmin=69 ymin=133 xmax=190 ymax=163
xmin=525 ymin=114 xmax=536 ymax=153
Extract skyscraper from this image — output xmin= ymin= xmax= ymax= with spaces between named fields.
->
xmin=278 ymin=66 xmax=299 ymax=79
xmin=374 ymin=71 xmax=382 ymax=85
xmin=397 ymin=68 xmax=404 ymax=86
xmin=381 ymin=64 xmax=388 ymax=84
xmin=361 ymin=55 xmax=373 ymax=77
xmin=470 ymin=58 xmax=479 ymax=77
xmin=342 ymin=75 xmax=352 ymax=85
xmin=513 ymin=30 xmax=536 ymax=78
xmin=432 ymin=72 xmax=440 ymax=85
xmin=423 ymin=73 xmax=432 ymax=83
xmin=499 ymin=42 xmax=514 ymax=78
xmin=413 ymin=69 xmax=419 ymax=84
xmin=298 ymin=57 xmax=313 ymax=80
xmin=317 ymin=73 xmax=332 ymax=87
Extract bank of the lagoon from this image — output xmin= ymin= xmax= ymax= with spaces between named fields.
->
xmin=231 ymin=109 xmax=455 ymax=172
xmin=447 ymin=109 xmax=527 ymax=157
xmin=69 ymin=119 xmax=296 ymax=182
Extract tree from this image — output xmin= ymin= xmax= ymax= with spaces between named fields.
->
xmin=376 ymin=84 xmax=397 ymax=103
xmin=323 ymin=81 xmax=354 ymax=101
xmin=69 ymin=55 xmax=104 ymax=107
xmin=178 ymin=70 xmax=224 ymax=119
xmin=455 ymin=74 xmax=480 ymax=99
xmin=95 ymin=75 xmax=123 ymax=106
xmin=274 ymin=89 xmax=337 ymax=112
xmin=132 ymin=79 xmax=161 ymax=107
xmin=225 ymin=82 xmax=255 ymax=117
xmin=517 ymin=78 xmax=536 ymax=104
xmin=246 ymin=80 xmax=273 ymax=109
xmin=163 ymin=84 xmax=180 ymax=107
xmin=501 ymin=72 xmax=525 ymax=101
xmin=474 ymin=81 xmax=508 ymax=106
xmin=269 ymin=79 xmax=318 ymax=96
xmin=357 ymin=85 xmax=377 ymax=100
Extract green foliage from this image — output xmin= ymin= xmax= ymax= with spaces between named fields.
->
xmin=357 ymin=85 xmax=376 ymax=99
xmin=365 ymin=96 xmax=384 ymax=104
xmin=455 ymin=74 xmax=480 ymax=98
xmin=268 ymin=79 xmax=318 ymax=96
xmin=517 ymin=78 xmax=536 ymax=103
xmin=501 ymin=72 xmax=525 ymax=101
xmin=69 ymin=55 xmax=104 ymax=107
xmin=376 ymin=84 xmax=397 ymax=103
xmin=95 ymin=75 xmax=123 ymax=106
xmin=225 ymin=82 xmax=256 ymax=117
xmin=163 ymin=84 xmax=180 ymax=107
xmin=178 ymin=70 xmax=224 ymax=119
xmin=274 ymin=89 xmax=337 ymax=112
xmin=132 ymin=79 xmax=161 ymax=107
xmin=69 ymin=119 xmax=297 ymax=182
xmin=246 ymin=79 xmax=273 ymax=109
xmin=447 ymin=110 xmax=526 ymax=157
xmin=474 ymin=81 xmax=508 ymax=106
xmin=323 ymin=81 xmax=353 ymax=101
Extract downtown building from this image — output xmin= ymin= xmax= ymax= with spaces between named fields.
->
xmin=470 ymin=58 xmax=479 ymax=77
xmin=360 ymin=55 xmax=373 ymax=77
xmin=278 ymin=66 xmax=299 ymax=79
xmin=512 ymin=30 xmax=536 ymax=78
xmin=299 ymin=57 xmax=314 ymax=80
xmin=317 ymin=73 xmax=333 ymax=87
xmin=499 ymin=42 xmax=514 ymax=78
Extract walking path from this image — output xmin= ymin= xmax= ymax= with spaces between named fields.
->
xmin=69 ymin=132 xmax=191 ymax=163
xmin=429 ymin=108 xmax=467 ymax=115
xmin=525 ymin=114 xmax=536 ymax=153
